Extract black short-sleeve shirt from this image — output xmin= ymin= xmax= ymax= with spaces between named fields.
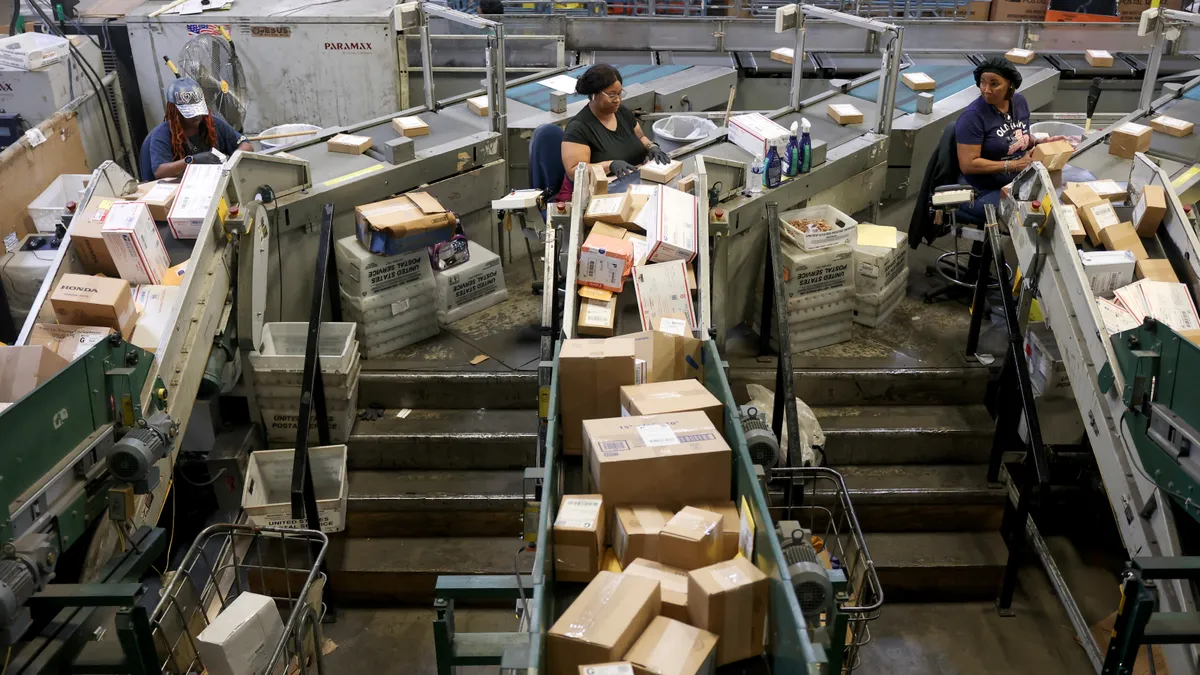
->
xmin=563 ymin=104 xmax=647 ymax=165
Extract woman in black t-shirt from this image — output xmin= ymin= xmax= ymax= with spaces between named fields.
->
xmin=554 ymin=64 xmax=671 ymax=200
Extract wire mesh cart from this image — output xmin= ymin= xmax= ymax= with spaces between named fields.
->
xmin=148 ymin=524 xmax=329 ymax=675
xmin=769 ymin=467 xmax=884 ymax=674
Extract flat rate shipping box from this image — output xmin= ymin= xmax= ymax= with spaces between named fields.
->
xmin=623 ymin=616 xmax=718 ymax=675
xmin=168 ymin=164 xmax=224 ymax=240
xmin=560 ymin=338 xmax=637 ymax=455
xmin=613 ymin=506 xmax=673 ymax=568
xmin=623 ymin=558 xmax=690 ymax=622
xmin=554 ymin=495 xmax=606 ymax=583
xmin=578 ymin=233 xmax=634 ymax=293
xmin=583 ymin=411 xmax=731 ymax=507
xmin=50 ymin=274 xmax=136 ymax=338
xmin=658 ymin=506 xmax=724 ymax=571
xmin=620 ymin=379 xmax=724 ymax=432
xmin=546 ymin=571 xmax=661 ymax=675
xmin=632 ymin=261 xmax=695 ymax=331
xmin=687 ymin=557 xmax=769 ymax=666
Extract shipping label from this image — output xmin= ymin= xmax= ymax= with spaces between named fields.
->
xmin=555 ymin=498 xmax=602 ymax=530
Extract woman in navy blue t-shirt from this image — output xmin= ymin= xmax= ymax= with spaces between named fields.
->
xmin=954 ymin=58 xmax=1065 ymax=222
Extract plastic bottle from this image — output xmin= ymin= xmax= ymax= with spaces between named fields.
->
xmin=785 ymin=122 xmax=801 ymax=178
xmin=799 ymin=118 xmax=813 ymax=174
xmin=749 ymin=153 xmax=765 ymax=194
xmin=764 ymin=139 xmax=783 ymax=189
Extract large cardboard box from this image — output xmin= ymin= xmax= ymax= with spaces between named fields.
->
xmin=687 ymin=557 xmax=769 ymax=666
xmin=1109 ymin=123 xmax=1152 ymax=159
xmin=560 ymin=338 xmax=637 ymax=455
xmin=0 ymin=345 xmax=68 ymax=407
xmin=626 ymin=329 xmax=704 ymax=384
xmin=659 ymin=507 xmax=724 ymax=571
xmin=355 ymin=192 xmax=457 ymax=255
xmin=168 ymin=164 xmax=224 ymax=240
xmin=50 ymin=273 xmax=136 ymax=337
xmin=638 ymin=186 xmax=698 ymax=264
xmin=579 ymin=664 xmax=633 ymax=675
xmin=967 ymin=0 xmax=992 ymax=18
xmin=623 ymin=558 xmax=690 ymax=622
xmin=1132 ymin=185 xmax=1167 ymax=237
xmin=989 ymin=0 xmax=1049 ymax=20
xmin=579 ymin=233 xmax=634 ymax=293
xmin=547 ymin=571 xmax=661 ymax=675
xmin=71 ymin=195 xmax=120 ymax=276
xmin=554 ymin=495 xmax=606 ymax=583
xmin=195 ymin=592 xmax=285 ymax=675
xmin=614 ymin=506 xmax=673 ymax=568
xmin=1099 ymin=222 xmax=1149 ymax=261
xmin=1136 ymin=259 xmax=1179 ymax=283
xmin=623 ymin=616 xmax=718 ymax=675
xmin=1032 ymin=140 xmax=1074 ymax=171
xmin=28 ymin=323 xmax=114 ymax=360
xmin=1080 ymin=200 xmax=1122 ymax=246
xmin=620 ymin=379 xmax=724 ymax=432
xmin=102 ymin=201 xmax=171 ymax=285
xmin=583 ymin=411 xmax=731 ymax=508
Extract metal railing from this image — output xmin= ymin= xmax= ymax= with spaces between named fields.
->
xmin=453 ymin=0 xmax=975 ymax=17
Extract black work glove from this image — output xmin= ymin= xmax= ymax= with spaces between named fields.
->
xmin=647 ymin=144 xmax=670 ymax=165
xmin=190 ymin=151 xmax=221 ymax=165
xmin=609 ymin=160 xmax=636 ymax=178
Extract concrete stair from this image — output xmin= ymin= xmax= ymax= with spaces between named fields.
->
xmin=347 ymin=409 xmax=537 ymax=470
xmin=815 ymin=405 xmax=994 ymax=465
xmin=815 ymin=464 xmax=1006 ymax=532
xmin=865 ymin=532 xmax=1008 ymax=602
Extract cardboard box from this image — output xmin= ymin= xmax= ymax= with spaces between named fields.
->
xmin=0 ymin=345 xmax=68 ymax=406
xmin=633 ymin=261 xmax=695 ymax=331
xmin=827 ymin=104 xmax=864 ymax=125
xmin=195 ymin=592 xmax=285 ymax=675
xmin=627 ymin=329 xmax=704 ymax=384
xmin=1085 ymin=49 xmax=1114 ymax=67
xmin=1026 ymin=323 xmax=1070 ymax=398
xmin=560 ymin=338 xmax=637 ymax=454
xmin=623 ymin=559 xmax=690 ymax=622
xmin=327 ymin=134 xmax=372 ymax=154
xmin=625 ymin=231 xmax=648 ymax=267
xmin=588 ymin=163 xmax=609 ymax=196
xmin=1141 ymin=280 xmax=1200 ymax=332
xmin=70 ymin=195 xmax=120 ymax=276
xmin=1132 ymin=185 xmax=1167 ymax=237
xmin=990 ymin=0 xmax=1049 ymax=20
xmin=620 ymin=379 xmax=724 ymax=432
xmin=130 ymin=285 xmax=179 ymax=354
xmin=467 ymin=95 xmax=489 ymax=116
xmin=614 ymin=506 xmax=673 ymax=567
xmin=901 ymin=72 xmax=936 ymax=91
xmin=579 ymin=233 xmax=634 ymax=293
xmin=28 ymin=323 xmax=114 ymax=360
xmin=586 ymin=193 xmax=636 ymax=226
xmin=1080 ymin=200 xmax=1122 ymax=246
xmin=50 ymin=273 xmax=136 ymax=338
xmin=687 ymin=557 xmax=769 ymax=666
xmin=1080 ymin=250 xmax=1137 ymax=297
xmin=1136 ymin=259 xmax=1179 ymax=283
xmin=554 ymin=495 xmax=606 ymax=583
xmin=137 ymin=181 xmax=178 ymax=221
xmin=1061 ymin=183 xmax=1103 ymax=210
xmin=547 ymin=571 xmax=661 ymax=675
xmin=678 ymin=174 xmax=697 ymax=194
xmin=624 ymin=616 xmax=718 ymax=675
xmin=693 ymin=502 xmax=739 ymax=560
xmin=1150 ymin=115 xmax=1194 ymax=137
xmin=168 ymin=164 xmax=224 ymax=240
xmin=637 ymin=186 xmax=698 ymax=263
xmin=1006 ymin=48 xmax=1037 ymax=64
xmin=335 ymin=235 xmax=432 ymax=299
xmin=1109 ymin=122 xmax=1152 ymax=159
xmin=101 ymin=201 xmax=171 ymax=285
xmin=659 ymin=506 xmax=723 ymax=571
xmin=641 ymin=160 xmax=683 ymax=185
xmin=769 ymin=47 xmax=795 ymax=65
xmin=578 ymin=295 xmax=618 ymax=337
xmin=583 ymin=411 xmax=731 ymax=508
xmin=391 ymin=116 xmax=430 ymax=137
xmin=579 ymin=664 xmax=634 ymax=675
xmin=602 ymin=548 xmax=623 ymax=573
xmin=1032 ymin=140 xmax=1073 ymax=171
xmin=1099 ymin=222 xmax=1149 ymax=261
xmin=727 ymin=113 xmax=788 ymax=157
xmin=1077 ymin=180 xmax=1128 ymax=203
xmin=355 ymin=192 xmax=457 ymax=255
xmin=1057 ymin=204 xmax=1087 ymax=245
xmin=966 ymin=0 xmax=991 ymax=19
xmin=163 ymin=260 xmax=189 ymax=287
xmin=588 ymin=223 xmax=627 ymax=241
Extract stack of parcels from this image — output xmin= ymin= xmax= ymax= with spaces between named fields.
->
xmin=433 ymin=240 xmax=508 ymax=325
xmin=751 ymin=240 xmax=854 ymax=353
xmin=335 ymin=235 xmax=438 ymax=357
xmin=1101 ymin=280 xmax=1200 ymax=345
xmin=848 ymin=224 xmax=908 ymax=327
xmin=248 ymin=322 xmax=360 ymax=445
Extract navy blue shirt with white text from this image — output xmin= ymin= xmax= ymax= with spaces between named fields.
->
xmin=146 ymin=115 xmax=247 ymax=177
xmin=955 ymin=93 xmax=1032 ymax=192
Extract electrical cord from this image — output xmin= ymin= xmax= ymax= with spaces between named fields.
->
xmin=177 ymin=465 xmax=226 ymax=487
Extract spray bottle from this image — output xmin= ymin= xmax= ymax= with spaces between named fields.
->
xmin=764 ymin=138 xmax=784 ymax=189
xmin=799 ymin=118 xmax=813 ymax=174
xmin=785 ymin=121 xmax=801 ymax=178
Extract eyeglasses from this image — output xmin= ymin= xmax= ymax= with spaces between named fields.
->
xmin=599 ymin=89 xmax=626 ymax=101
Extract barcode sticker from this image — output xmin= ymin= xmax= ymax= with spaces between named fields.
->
xmin=555 ymin=497 xmax=602 ymax=530
xmin=658 ymin=317 xmax=687 ymax=336
xmin=1092 ymin=204 xmax=1120 ymax=229
xmin=583 ymin=299 xmax=611 ymax=325
xmin=637 ymin=423 xmax=679 ymax=447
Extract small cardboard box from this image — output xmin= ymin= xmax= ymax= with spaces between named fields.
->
xmin=901 ymin=72 xmax=936 ymax=91
xmin=1133 ymin=185 xmax=1167 ymax=237
xmin=1061 ymin=183 xmax=1103 ymax=209
xmin=1080 ymin=250 xmax=1137 ymax=297
xmin=620 ymin=379 xmax=724 ymax=432
xmin=623 ymin=558 xmax=690 ymax=622
xmin=1136 ymin=259 xmax=1179 ymax=283
xmin=547 ymin=571 xmax=661 ymax=675
xmin=579 ymin=233 xmax=634 ymax=293
xmin=590 ymin=223 xmax=629 ymax=241
xmin=578 ymin=295 xmax=618 ymax=337
xmin=1078 ymin=180 xmax=1128 ymax=203
xmin=586 ymin=193 xmax=636 ymax=226
xmin=0 ymin=345 xmax=68 ymax=406
xmin=195 ymin=592 xmax=285 ymax=675
xmin=1080 ymin=200 xmax=1122 ymax=246
xmin=554 ymin=495 xmax=606 ymax=583
xmin=131 ymin=285 xmax=180 ymax=354
xmin=1032 ymin=140 xmax=1074 ymax=171
xmin=28 ymin=324 xmax=114 ymax=360
xmin=693 ymin=502 xmax=739 ymax=559
xmin=769 ymin=47 xmax=795 ymax=64
xmin=1057 ymin=204 xmax=1087 ymax=245
xmin=467 ymin=95 xmax=489 ymax=116
xmin=1150 ymin=115 xmax=1194 ymax=138
xmin=560 ymin=338 xmax=637 ymax=455
xmin=633 ymin=261 xmax=695 ymax=331
xmin=627 ymin=329 xmax=704 ymax=384
xmin=327 ymin=134 xmax=372 ymax=154
xmin=641 ymin=160 xmax=683 ymax=185
xmin=168 ymin=164 xmax=224 ymax=240
xmin=588 ymin=163 xmax=609 ymax=196
xmin=583 ymin=411 xmax=731 ymax=508
xmin=687 ymin=557 xmax=769 ymax=666
xmin=727 ymin=113 xmax=788 ymax=157
xmin=1109 ymin=123 xmax=1152 ymax=159
xmin=50 ymin=273 xmax=136 ymax=338
xmin=102 ymin=201 xmax=171 ymax=285
xmin=624 ymin=616 xmax=718 ymax=675
xmin=355 ymin=192 xmax=457 ymax=255
xmin=391 ymin=116 xmax=430 ymax=137
xmin=579 ymin=664 xmax=633 ymax=675
xmin=827 ymin=103 xmax=864 ymax=125
xmin=614 ymin=506 xmax=673 ymax=567
xmin=137 ymin=181 xmax=179 ymax=221
xmin=637 ymin=186 xmax=698 ymax=263
xmin=1100 ymin=222 xmax=1149 ymax=261
xmin=1086 ymin=49 xmax=1114 ymax=67
xmin=659 ymin=507 xmax=723 ymax=571
xmin=71 ymin=195 xmax=120 ymax=276
xmin=849 ymin=227 xmax=908 ymax=296
xmin=1005 ymin=48 xmax=1037 ymax=64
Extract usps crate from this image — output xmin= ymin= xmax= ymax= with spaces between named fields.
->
xmin=242 ymin=445 xmax=348 ymax=533
xmin=249 ymin=322 xmax=357 ymax=374
xmin=0 ymin=33 xmax=69 ymax=70
xmin=253 ymin=352 xmax=361 ymax=399
xmin=780 ymin=204 xmax=857 ymax=251
xmin=259 ymin=382 xmax=358 ymax=445
xmin=28 ymin=174 xmax=90 ymax=233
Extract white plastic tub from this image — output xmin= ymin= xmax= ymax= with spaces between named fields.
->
xmin=28 ymin=174 xmax=90 ymax=233
xmin=249 ymin=322 xmax=357 ymax=374
xmin=780 ymin=204 xmax=857 ymax=251
xmin=253 ymin=353 xmax=361 ymax=399
xmin=258 ymin=385 xmax=358 ymax=446
xmin=0 ymin=33 xmax=69 ymax=70
xmin=257 ymin=124 xmax=321 ymax=150
xmin=242 ymin=445 xmax=348 ymax=532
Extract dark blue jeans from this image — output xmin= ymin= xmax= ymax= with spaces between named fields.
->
xmin=955 ymin=186 xmax=1003 ymax=226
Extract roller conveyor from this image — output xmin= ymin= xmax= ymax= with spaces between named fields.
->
xmin=735 ymin=51 xmax=823 ymax=77
xmin=1045 ymin=53 xmax=1141 ymax=79
xmin=657 ymin=51 xmax=739 ymax=69
xmin=577 ymin=50 xmax=658 ymax=65
xmin=1118 ymin=53 xmax=1200 ymax=77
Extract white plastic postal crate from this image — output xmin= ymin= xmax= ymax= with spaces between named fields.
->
xmin=242 ymin=445 xmax=348 ymax=533
xmin=780 ymin=204 xmax=857 ymax=251
xmin=258 ymin=384 xmax=359 ymax=445
xmin=254 ymin=353 xmax=362 ymax=399
xmin=28 ymin=174 xmax=90 ymax=233
xmin=249 ymin=322 xmax=357 ymax=374
xmin=0 ymin=33 xmax=70 ymax=70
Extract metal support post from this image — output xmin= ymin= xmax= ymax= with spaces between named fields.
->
xmin=878 ymin=27 xmax=903 ymax=137
xmin=115 ymin=604 xmax=158 ymax=674
xmin=764 ymin=202 xmax=801 ymax=466
xmin=420 ymin=24 xmax=436 ymax=112
xmin=789 ymin=11 xmax=806 ymax=112
xmin=492 ymin=23 xmax=509 ymax=168
xmin=1140 ymin=13 xmax=1168 ymax=112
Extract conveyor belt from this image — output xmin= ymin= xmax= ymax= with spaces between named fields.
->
xmin=736 ymin=51 xmax=823 ymax=77
xmin=507 ymin=64 xmax=692 ymax=111
xmin=967 ymin=52 xmax=1057 ymax=71
xmin=1118 ymin=53 xmax=1200 ymax=77
xmin=578 ymin=50 xmax=658 ymax=66
xmin=658 ymin=52 xmax=737 ymax=68
xmin=849 ymin=55 xmax=977 ymax=114
xmin=1140 ymin=98 xmax=1200 ymax=163
xmin=1044 ymin=54 xmax=1140 ymax=78
xmin=813 ymin=53 xmax=895 ymax=79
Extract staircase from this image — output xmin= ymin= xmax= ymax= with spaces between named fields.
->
xmin=729 ymin=358 xmax=1009 ymax=603
xmin=327 ymin=368 xmax=540 ymax=605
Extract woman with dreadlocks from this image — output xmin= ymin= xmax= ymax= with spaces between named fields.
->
xmin=144 ymin=77 xmax=252 ymax=180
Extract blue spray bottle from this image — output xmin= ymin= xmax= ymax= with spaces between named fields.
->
xmin=785 ymin=121 xmax=801 ymax=178
xmin=799 ymin=118 xmax=812 ymax=174
xmin=764 ymin=138 xmax=783 ymax=189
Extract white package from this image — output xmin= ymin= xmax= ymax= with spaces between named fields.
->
xmin=727 ymin=113 xmax=789 ymax=157
xmin=195 ymin=592 xmax=285 ymax=675
xmin=168 ymin=164 xmax=224 ymax=240
xmin=632 ymin=260 xmax=695 ymax=331
xmin=131 ymin=285 xmax=180 ymax=354
xmin=1080 ymin=250 xmax=1136 ymax=297
xmin=1141 ymin=280 xmax=1200 ymax=332
xmin=639 ymin=185 xmax=698 ymax=263
xmin=102 ymin=202 xmax=171 ymax=285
